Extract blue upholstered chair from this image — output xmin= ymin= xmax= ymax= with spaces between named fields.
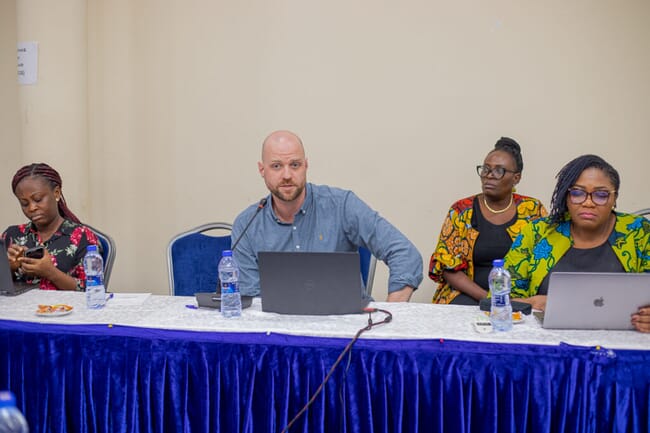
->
xmin=359 ymin=246 xmax=377 ymax=296
xmin=167 ymin=221 xmax=377 ymax=297
xmin=86 ymin=225 xmax=117 ymax=289
xmin=167 ymin=223 xmax=232 ymax=296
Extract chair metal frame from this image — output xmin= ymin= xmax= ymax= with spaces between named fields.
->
xmin=167 ymin=222 xmax=232 ymax=296
xmin=633 ymin=208 xmax=650 ymax=219
xmin=86 ymin=225 xmax=117 ymax=289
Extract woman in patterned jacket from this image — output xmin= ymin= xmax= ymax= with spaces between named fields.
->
xmin=505 ymin=154 xmax=650 ymax=332
xmin=429 ymin=137 xmax=547 ymax=304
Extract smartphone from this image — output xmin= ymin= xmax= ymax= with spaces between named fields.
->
xmin=195 ymin=293 xmax=254 ymax=309
xmin=473 ymin=319 xmax=493 ymax=334
xmin=24 ymin=246 xmax=45 ymax=259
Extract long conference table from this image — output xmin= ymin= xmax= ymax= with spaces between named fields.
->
xmin=1 ymin=290 xmax=649 ymax=433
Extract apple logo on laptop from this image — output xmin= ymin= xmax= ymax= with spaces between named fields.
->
xmin=593 ymin=296 xmax=605 ymax=307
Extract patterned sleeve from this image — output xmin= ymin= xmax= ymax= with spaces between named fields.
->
xmin=504 ymin=221 xmax=536 ymax=298
xmin=429 ymin=199 xmax=474 ymax=283
xmin=505 ymin=217 xmax=568 ymax=298
xmin=636 ymin=217 xmax=650 ymax=272
xmin=68 ymin=225 xmax=100 ymax=291
xmin=642 ymin=221 xmax=650 ymax=272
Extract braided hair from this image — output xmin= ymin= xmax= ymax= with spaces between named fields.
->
xmin=11 ymin=163 xmax=81 ymax=224
xmin=492 ymin=137 xmax=523 ymax=172
xmin=549 ymin=154 xmax=620 ymax=225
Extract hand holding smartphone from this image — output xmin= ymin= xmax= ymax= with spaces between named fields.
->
xmin=24 ymin=246 xmax=45 ymax=259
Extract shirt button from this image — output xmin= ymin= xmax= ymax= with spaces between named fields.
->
xmin=293 ymin=226 xmax=297 ymax=230
xmin=296 ymin=245 xmax=301 ymax=249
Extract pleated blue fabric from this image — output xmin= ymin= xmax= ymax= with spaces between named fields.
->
xmin=1 ymin=319 xmax=649 ymax=433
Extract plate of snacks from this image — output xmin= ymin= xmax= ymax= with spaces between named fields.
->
xmin=483 ymin=310 xmax=524 ymax=323
xmin=36 ymin=304 xmax=74 ymax=317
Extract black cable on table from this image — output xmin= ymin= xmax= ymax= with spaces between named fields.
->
xmin=280 ymin=308 xmax=393 ymax=433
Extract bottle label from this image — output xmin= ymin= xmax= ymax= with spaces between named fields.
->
xmin=221 ymin=282 xmax=238 ymax=294
xmin=493 ymin=293 xmax=509 ymax=307
xmin=86 ymin=275 xmax=103 ymax=287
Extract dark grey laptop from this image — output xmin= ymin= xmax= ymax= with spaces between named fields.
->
xmin=258 ymin=251 xmax=370 ymax=315
xmin=542 ymin=272 xmax=650 ymax=330
xmin=0 ymin=239 xmax=38 ymax=296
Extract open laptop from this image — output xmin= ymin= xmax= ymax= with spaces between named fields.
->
xmin=258 ymin=251 xmax=370 ymax=315
xmin=542 ymin=272 xmax=650 ymax=330
xmin=0 ymin=239 xmax=38 ymax=296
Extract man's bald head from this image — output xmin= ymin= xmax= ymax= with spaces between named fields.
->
xmin=261 ymin=130 xmax=305 ymax=162
xmin=258 ymin=130 xmax=309 ymax=206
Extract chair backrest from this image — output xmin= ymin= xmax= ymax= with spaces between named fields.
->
xmin=167 ymin=222 xmax=232 ymax=296
xmin=359 ymin=246 xmax=377 ymax=296
xmin=633 ymin=208 xmax=650 ymax=219
xmin=86 ymin=225 xmax=117 ymax=289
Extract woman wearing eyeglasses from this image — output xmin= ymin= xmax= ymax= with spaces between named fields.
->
xmin=429 ymin=137 xmax=547 ymax=304
xmin=505 ymin=154 xmax=650 ymax=331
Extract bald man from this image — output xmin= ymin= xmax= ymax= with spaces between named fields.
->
xmin=232 ymin=130 xmax=423 ymax=302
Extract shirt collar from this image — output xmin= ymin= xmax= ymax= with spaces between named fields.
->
xmin=267 ymin=183 xmax=313 ymax=224
xmin=25 ymin=218 xmax=74 ymax=238
xmin=300 ymin=183 xmax=313 ymax=215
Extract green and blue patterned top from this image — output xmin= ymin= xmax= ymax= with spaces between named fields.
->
xmin=505 ymin=212 xmax=650 ymax=298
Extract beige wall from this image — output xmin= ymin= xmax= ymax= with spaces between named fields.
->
xmin=2 ymin=0 xmax=650 ymax=302
xmin=0 ymin=0 xmax=22 ymax=224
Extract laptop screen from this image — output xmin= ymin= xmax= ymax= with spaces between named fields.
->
xmin=543 ymin=272 xmax=650 ymax=330
xmin=258 ymin=251 xmax=370 ymax=315
xmin=0 ymin=239 xmax=37 ymax=296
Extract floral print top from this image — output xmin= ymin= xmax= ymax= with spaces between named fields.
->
xmin=429 ymin=194 xmax=547 ymax=304
xmin=505 ymin=212 xmax=650 ymax=298
xmin=2 ymin=219 xmax=100 ymax=291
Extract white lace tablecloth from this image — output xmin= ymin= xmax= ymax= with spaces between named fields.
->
xmin=1 ymin=290 xmax=649 ymax=350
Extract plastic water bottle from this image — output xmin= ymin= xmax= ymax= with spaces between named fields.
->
xmin=84 ymin=245 xmax=106 ymax=309
xmin=0 ymin=391 xmax=29 ymax=433
xmin=218 ymin=250 xmax=241 ymax=318
xmin=489 ymin=259 xmax=513 ymax=332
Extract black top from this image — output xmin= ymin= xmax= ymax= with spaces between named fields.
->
xmin=449 ymin=198 xmax=516 ymax=305
xmin=537 ymin=241 xmax=625 ymax=295
xmin=472 ymin=198 xmax=517 ymax=291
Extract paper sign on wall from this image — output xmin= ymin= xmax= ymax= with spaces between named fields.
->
xmin=17 ymin=41 xmax=38 ymax=85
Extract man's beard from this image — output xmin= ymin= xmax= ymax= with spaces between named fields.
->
xmin=271 ymin=183 xmax=305 ymax=203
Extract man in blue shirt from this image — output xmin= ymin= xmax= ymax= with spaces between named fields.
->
xmin=232 ymin=130 xmax=423 ymax=301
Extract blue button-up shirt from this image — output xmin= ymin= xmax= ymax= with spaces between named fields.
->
xmin=232 ymin=183 xmax=423 ymax=296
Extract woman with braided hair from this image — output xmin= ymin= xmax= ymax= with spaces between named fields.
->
xmin=2 ymin=163 xmax=100 ymax=291
xmin=504 ymin=154 xmax=650 ymax=332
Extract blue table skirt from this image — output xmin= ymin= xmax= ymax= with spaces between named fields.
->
xmin=1 ymin=319 xmax=649 ymax=433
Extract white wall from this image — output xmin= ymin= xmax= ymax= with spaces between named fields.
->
xmin=2 ymin=0 xmax=650 ymax=302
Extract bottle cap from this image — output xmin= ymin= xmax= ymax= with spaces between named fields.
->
xmin=87 ymin=245 xmax=98 ymax=252
xmin=222 ymin=250 xmax=233 ymax=257
xmin=492 ymin=259 xmax=504 ymax=267
xmin=0 ymin=390 xmax=17 ymax=408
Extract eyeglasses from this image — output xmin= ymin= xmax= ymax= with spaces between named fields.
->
xmin=476 ymin=165 xmax=518 ymax=180
xmin=567 ymin=188 xmax=616 ymax=206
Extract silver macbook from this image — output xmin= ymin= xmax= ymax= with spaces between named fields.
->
xmin=0 ymin=239 xmax=38 ymax=296
xmin=543 ymin=272 xmax=650 ymax=330
xmin=258 ymin=251 xmax=370 ymax=315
